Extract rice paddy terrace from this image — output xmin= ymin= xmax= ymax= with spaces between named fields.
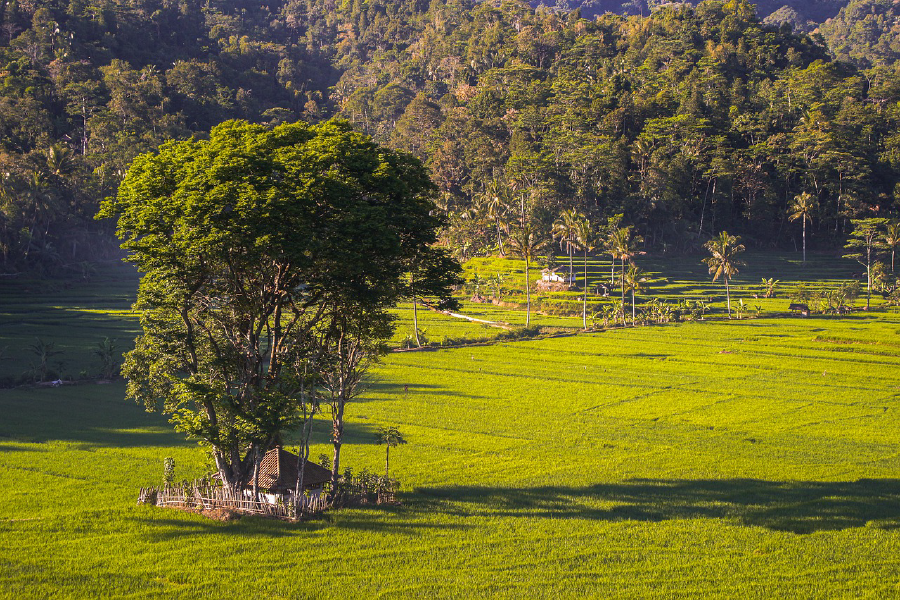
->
xmin=1 ymin=253 xmax=899 ymax=598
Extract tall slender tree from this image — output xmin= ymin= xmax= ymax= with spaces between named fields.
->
xmin=375 ymin=425 xmax=406 ymax=478
xmin=608 ymin=226 xmax=644 ymax=325
xmin=573 ymin=216 xmax=595 ymax=330
xmin=703 ymin=232 xmax=746 ymax=318
xmin=552 ymin=208 xmax=582 ymax=286
xmin=844 ymin=218 xmax=888 ymax=310
xmin=883 ymin=221 xmax=900 ymax=274
xmin=482 ymin=180 xmax=509 ymax=256
xmin=508 ymin=221 xmax=548 ymax=328
xmin=788 ymin=192 xmax=817 ymax=265
xmin=625 ymin=264 xmax=648 ymax=325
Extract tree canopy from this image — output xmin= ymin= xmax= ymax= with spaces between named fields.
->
xmin=98 ymin=118 xmax=460 ymax=486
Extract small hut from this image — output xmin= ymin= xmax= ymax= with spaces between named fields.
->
xmin=538 ymin=266 xmax=575 ymax=291
xmin=541 ymin=266 xmax=575 ymax=284
xmin=251 ymin=446 xmax=332 ymax=502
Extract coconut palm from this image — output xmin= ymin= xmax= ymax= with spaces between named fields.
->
xmin=624 ymin=264 xmax=649 ymax=325
xmin=375 ymin=426 xmax=406 ymax=478
xmin=703 ymin=232 xmax=745 ymax=318
xmin=46 ymin=144 xmax=75 ymax=178
xmin=602 ymin=213 xmax=624 ymax=284
xmin=788 ymin=192 xmax=817 ymax=265
xmin=508 ymin=221 xmax=548 ymax=328
xmin=482 ymin=180 xmax=509 ymax=256
xmin=552 ymin=209 xmax=583 ymax=286
xmin=572 ymin=217 xmax=596 ymax=330
xmin=883 ymin=221 xmax=900 ymax=274
xmin=608 ymin=226 xmax=644 ymax=325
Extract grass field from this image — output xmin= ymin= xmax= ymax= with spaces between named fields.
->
xmin=2 ymin=253 xmax=900 ymax=598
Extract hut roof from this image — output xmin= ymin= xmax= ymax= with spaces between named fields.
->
xmin=256 ymin=446 xmax=332 ymax=491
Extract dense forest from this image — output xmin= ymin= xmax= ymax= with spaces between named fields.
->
xmin=2 ymin=0 xmax=900 ymax=274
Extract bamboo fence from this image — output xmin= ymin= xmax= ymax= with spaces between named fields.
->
xmin=138 ymin=482 xmax=327 ymax=519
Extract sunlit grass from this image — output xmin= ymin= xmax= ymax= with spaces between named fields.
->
xmin=2 ymin=255 xmax=900 ymax=598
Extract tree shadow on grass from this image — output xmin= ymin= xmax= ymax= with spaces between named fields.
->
xmin=412 ymin=478 xmax=900 ymax=534
xmin=0 ymin=384 xmax=192 ymax=448
xmin=132 ymin=503 xmax=471 ymax=541
xmin=365 ymin=381 xmax=485 ymax=400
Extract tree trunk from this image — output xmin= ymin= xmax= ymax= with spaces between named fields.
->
xmin=331 ymin=398 xmax=345 ymax=496
xmin=295 ymin=374 xmax=316 ymax=506
xmin=385 ymin=445 xmax=390 ymax=478
xmin=725 ymin=277 xmax=731 ymax=318
xmin=632 ymin=287 xmax=636 ymax=325
xmin=802 ymin=217 xmax=806 ymax=265
xmin=525 ymin=254 xmax=531 ymax=328
xmin=496 ymin=220 xmax=505 ymax=256
xmin=582 ymin=249 xmax=588 ymax=330
xmin=252 ymin=447 xmax=261 ymax=502
xmin=620 ymin=266 xmax=626 ymax=326
xmin=866 ymin=245 xmax=872 ymax=310
xmin=413 ymin=296 xmax=420 ymax=347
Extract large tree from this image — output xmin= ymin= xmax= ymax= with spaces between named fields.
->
xmin=98 ymin=119 xmax=459 ymax=488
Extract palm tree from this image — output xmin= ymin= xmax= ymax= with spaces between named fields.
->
xmin=788 ymin=192 xmax=817 ymax=265
xmin=608 ymin=226 xmax=644 ymax=325
xmin=46 ymin=144 xmax=75 ymax=178
xmin=883 ymin=221 xmax=900 ymax=274
xmin=602 ymin=214 xmax=624 ymax=284
xmin=375 ymin=426 xmax=406 ymax=478
xmin=482 ymin=180 xmax=509 ymax=256
xmin=552 ymin=209 xmax=583 ymax=286
xmin=508 ymin=221 xmax=548 ymax=328
xmin=624 ymin=264 xmax=648 ymax=325
xmin=703 ymin=232 xmax=745 ymax=318
xmin=573 ymin=217 xmax=595 ymax=330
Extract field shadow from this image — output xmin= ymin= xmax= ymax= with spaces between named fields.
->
xmin=132 ymin=503 xmax=470 ymax=540
xmin=413 ymin=478 xmax=900 ymax=534
xmin=0 ymin=385 xmax=191 ymax=448
xmin=366 ymin=381 xmax=485 ymax=400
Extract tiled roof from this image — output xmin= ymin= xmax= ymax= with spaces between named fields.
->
xmin=255 ymin=446 xmax=332 ymax=491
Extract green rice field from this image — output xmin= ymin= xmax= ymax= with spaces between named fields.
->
xmin=1 ymin=253 xmax=900 ymax=597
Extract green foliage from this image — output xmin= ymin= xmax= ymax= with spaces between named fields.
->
xmin=26 ymin=337 xmax=62 ymax=382
xmin=99 ymin=119 xmax=458 ymax=486
xmin=94 ymin=337 xmax=117 ymax=379
xmin=844 ymin=217 xmax=888 ymax=308
xmin=759 ymin=278 xmax=779 ymax=298
xmin=703 ymin=232 xmax=746 ymax=318
xmin=163 ymin=457 xmax=175 ymax=486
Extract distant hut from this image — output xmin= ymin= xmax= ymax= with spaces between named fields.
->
xmin=540 ymin=266 xmax=575 ymax=283
xmin=538 ymin=266 xmax=575 ymax=290
xmin=250 ymin=446 xmax=332 ymax=503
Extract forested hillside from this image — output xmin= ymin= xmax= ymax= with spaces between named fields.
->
xmin=1 ymin=0 xmax=899 ymax=273
xmin=544 ymin=0 xmax=847 ymax=30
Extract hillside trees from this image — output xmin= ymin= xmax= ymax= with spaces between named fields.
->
xmin=4 ymin=0 xmax=900 ymax=276
xmin=98 ymin=119 xmax=460 ymax=488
